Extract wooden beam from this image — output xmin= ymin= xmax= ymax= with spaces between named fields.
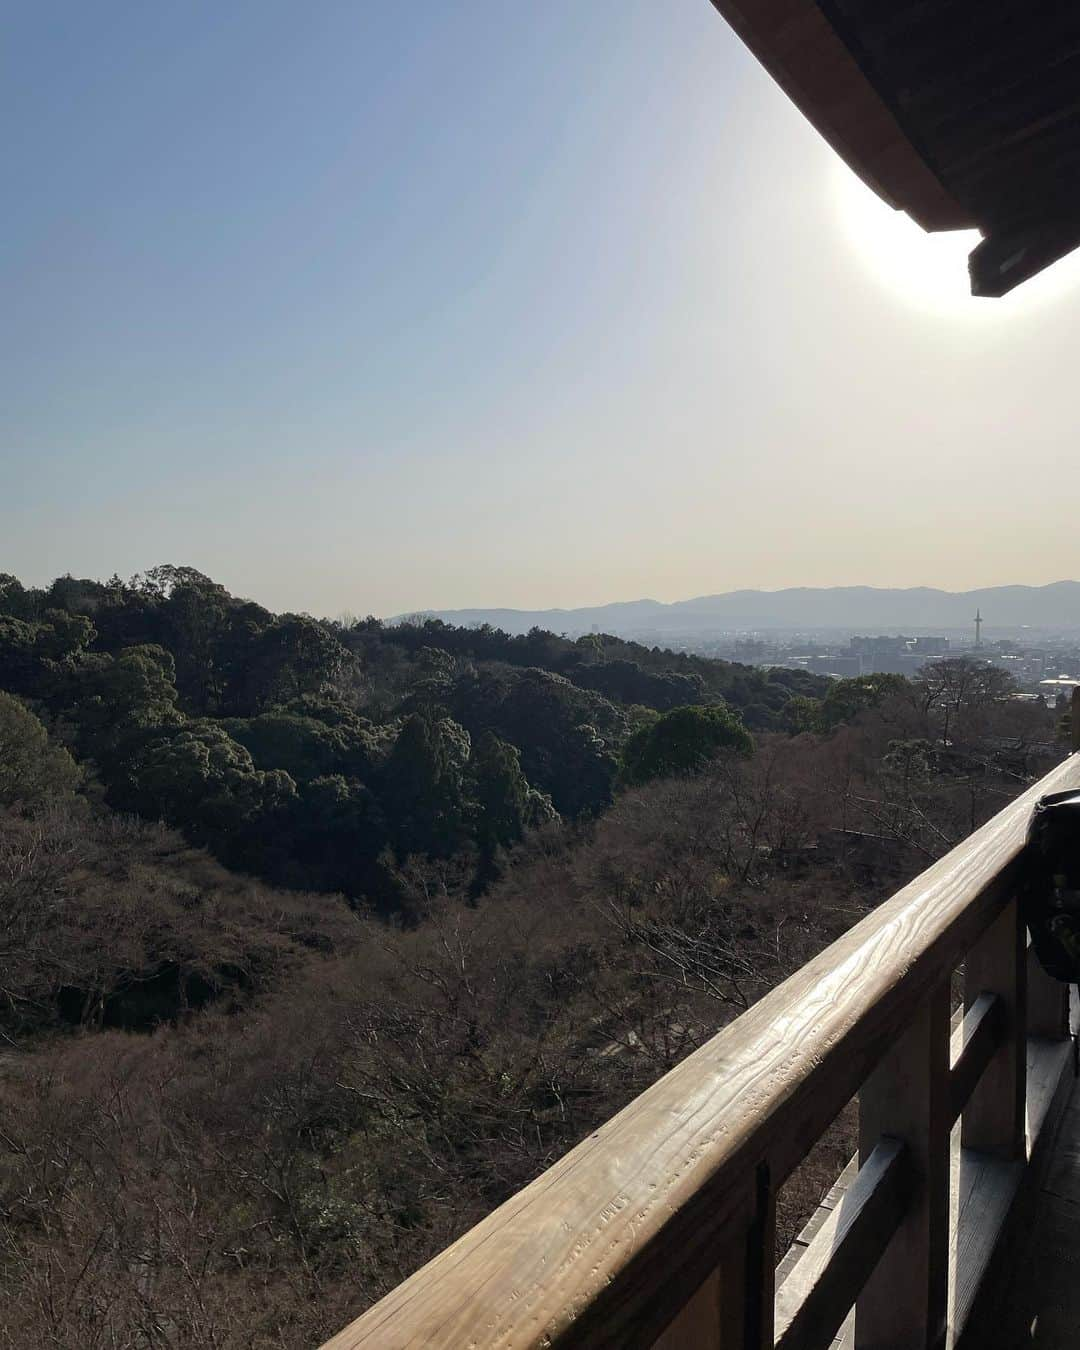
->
xmin=709 ymin=0 xmax=972 ymax=232
xmin=774 ymin=1139 xmax=907 ymax=1350
xmin=856 ymin=982 xmax=950 ymax=1350
xmin=970 ymin=220 xmax=1080 ymax=297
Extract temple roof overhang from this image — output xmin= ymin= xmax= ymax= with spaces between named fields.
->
xmin=711 ymin=1 xmax=1080 ymax=295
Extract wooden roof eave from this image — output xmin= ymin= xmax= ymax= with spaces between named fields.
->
xmin=712 ymin=0 xmax=976 ymax=234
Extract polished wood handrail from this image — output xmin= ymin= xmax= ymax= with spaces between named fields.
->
xmin=323 ymin=755 xmax=1080 ymax=1350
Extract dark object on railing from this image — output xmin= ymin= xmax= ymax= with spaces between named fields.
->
xmin=1023 ymin=790 xmax=1080 ymax=983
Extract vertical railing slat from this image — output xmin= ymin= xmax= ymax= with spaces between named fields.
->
xmin=651 ymin=1267 xmax=724 ymax=1349
xmin=963 ymin=898 xmax=1026 ymax=1158
xmin=747 ymin=1163 xmax=776 ymax=1349
xmin=650 ymin=1229 xmax=754 ymax=1349
xmin=856 ymin=981 xmax=950 ymax=1349
xmin=650 ymin=1171 xmax=774 ymax=1350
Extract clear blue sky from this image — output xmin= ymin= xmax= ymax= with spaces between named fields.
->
xmin=5 ymin=1 xmax=1080 ymax=616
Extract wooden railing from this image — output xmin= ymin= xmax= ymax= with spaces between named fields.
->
xmin=323 ymin=754 xmax=1080 ymax=1350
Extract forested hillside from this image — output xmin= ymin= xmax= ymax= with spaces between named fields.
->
xmin=0 ymin=565 xmax=1067 ymax=1347
xmin=0 ymin=566 xmax=822 ymax=910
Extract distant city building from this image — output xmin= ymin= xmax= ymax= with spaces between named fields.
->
xmin=807 ymin=655 xmax=862 ymax=678
xmin=849 ymin=635 xmax=910 ymax=658
xmin=1038 ymin=677 xmax=1080 ymax=697
xmin=705 ymin=625 xmax=1080 ymax=694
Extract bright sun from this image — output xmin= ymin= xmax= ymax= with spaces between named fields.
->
xmin=832 ymin=164 xmax=982 ymax=317
xmin=832 ymin=162 xmax=1080 ymax=318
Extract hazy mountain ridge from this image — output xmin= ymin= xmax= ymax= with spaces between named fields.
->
xmin=395 ymin=582 xmax=1080 ymax=634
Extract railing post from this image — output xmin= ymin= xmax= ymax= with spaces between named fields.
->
xmin=856 ymin=980 xmax=950 ymax=1350
xmin=963 ymin=897 xmax=1026 ymax=1158
xmin=652 ymin=1266 xmax=725 ymax=1349
xmin=651 ymin=1234 xmax=751 ymax=1349
xmin=652 ymin=1170 xmax=774 ymax=1350
xmin=746 ymin=1163 xmax=776 ymax=1349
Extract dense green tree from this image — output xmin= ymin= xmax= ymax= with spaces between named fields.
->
xmin=0 ymin=573 xmax=36 ymax=620
xmin=284 ymin=774 xmax=390 ymax=899
xmin=216 ymin=600 xmax=275 ymax=713
xmin=71 ymin=645 xmax=184 ymax=759
xmin=110 ymin=720 xmax=296 ymax=851
xmin=740 ymin=701 xmax=777 ymax=731
xmin=87 ymin=583 xmax=165 ymax=652
xmin=471 ymin=731 xmax=557 ymax=853
xmin=766 ymin=666 xmax=829 ymax=697
xmin=236 ymin=615 xmax=350 ymax=713
xmin=0 ymin=617 xmax=41 ymax=695
xmin=280 ymin=694 xmax=399 ymax=761
xmin=519 ymin=625 xmax=571 ymax=669
xmin=226 ymin=708 xmax=379 ymax=782
xmin=567 ymin=658 xmax=705 ymax=712
xmin=0 ymin=609 xmax=95 ymax=699
xmin=374 ymin=616 xmax=827 ymax=718
xmin=44 ymin=574 xmax=110 ymax=615
xmin=381 ymin=713 xmax=472 ymax=858
xmin=33 ymin=609 xmax=95 ymax=662
xmin=448 ymin=667 xmax=621 ymax=817
xmin=780 ymin=695 xmax=824 ymax=735
xmin=620 ymin=703 xmax=753 ymax=785
xmin=819 ymin=673 xmax=911 ymax=730
xmin=0 ymin=692 xmax=79 ymax=807
xmin=155 ymin=569 xmax=233 ymax=712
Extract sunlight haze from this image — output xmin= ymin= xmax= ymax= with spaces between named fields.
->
xmin=5 ymin=1 xmax=1080 ymax=616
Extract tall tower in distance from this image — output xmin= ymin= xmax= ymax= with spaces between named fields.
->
xmin=974 ymin=608 xmax=983 ymax=650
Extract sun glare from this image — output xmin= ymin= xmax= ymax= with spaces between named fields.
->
xmin=833 ymin=162 xmax=1080 ymax=319
xmin=833 ymin=164 xmax=982 ymax=317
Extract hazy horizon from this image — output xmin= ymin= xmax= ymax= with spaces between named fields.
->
xmin=7 ymin=2 xmax=1080 ymax=617
xmin=7 ymin=564 xmax=1080 ymax=628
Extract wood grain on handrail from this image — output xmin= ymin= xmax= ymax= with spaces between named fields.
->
xmin=323 ymin=755 xmax=1080 ymax=1350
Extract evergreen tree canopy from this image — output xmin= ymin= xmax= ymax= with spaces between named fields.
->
xmin=0 ymin=691 xmax=80 ymax=807
xmin=621 ymin=703 xmax=753 ymax=785
xmin=819 ymin=673 xmax=910 ymax=730
xmin=382 ymin=713 xmax=472 ymax=858
xmin=471 ymin=730 xmax=557 ymax=852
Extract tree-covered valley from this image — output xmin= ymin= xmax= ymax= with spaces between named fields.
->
xmin=0 ymin=565 xmax=1066 ymax=1347
xmin=0 ymin=566 xmax=820 ymax=913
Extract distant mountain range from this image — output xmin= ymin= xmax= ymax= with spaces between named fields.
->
xmin=392 ymin=582 xmax=1080 ymax=636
